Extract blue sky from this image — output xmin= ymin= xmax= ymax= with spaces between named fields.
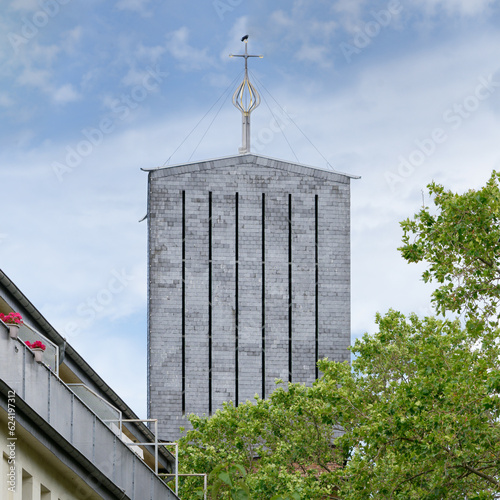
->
xmin=2 ymin=0 xmax=500 ymax=417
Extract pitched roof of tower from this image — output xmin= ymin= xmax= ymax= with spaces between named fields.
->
xmin=142 ymin=153 xmax=360 ymax=182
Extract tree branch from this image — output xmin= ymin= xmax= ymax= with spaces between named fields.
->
xmin=462 ymin=463 xmax=500 ymax=488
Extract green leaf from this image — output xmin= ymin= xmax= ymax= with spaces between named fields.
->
xmin=218 ymin=471 xmax=232 ymax=486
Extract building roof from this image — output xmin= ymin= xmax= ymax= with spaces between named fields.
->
xmin=0 ymin=269 xmax=136 ymax=418
xmin=0 ymin=268 xmax=176 ymax=472
xmin=142 ymin=153 xmax=360 ymax=182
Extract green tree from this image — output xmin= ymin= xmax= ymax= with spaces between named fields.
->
xmin=317 ymin=311 xmax=500 ymax=499
xmin=399 ymin=170 xmax=500 ymax=324
xmin=177 ymin=173 xmax=500 ymax=499
xmin=177 ymin=382 xmax=344 ymax=499
xmin=207 ymin=464 xmax=251 ymax=500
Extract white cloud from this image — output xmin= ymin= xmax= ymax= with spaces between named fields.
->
xmin=61 ymin=26 xmax=83 ymax=54
xmin=310 ymin=19 xmax=338 ymax=39
xmin=205 ymin=72 xmax=234 ymax=89
xmin=334 ymin=0 xmax=367 ymax=16
xmin=134 ymin=43 xmax=165 ymax=63
xmin=270 ymin=10 xmax=294 ymax=28
xmin=9 ymin=0 xmax=40 ymax=11
xmin=419 ymin=0 xmax=495 ymax=16
xmin=0 ymin=93 xmax=14 ymax=107
xmin=17 ymin=66 xmax=52 ymax=89
xmin=166 ymin=27 xmax=214 ymax=71
xmin=7 ymin=38 xmax=83 ymax=103
xmin=296 ymin=44 xmax=332 ymax=68
xmin=16 ymin=66 xmax=81 ymax=105
xmin=222 ymin=16 xmax=249 ymax=62
xmin=29 ymin=43 xmax=60 ymax=64
xmin=52 ymin=84 xmax=81 ymax=104
xmin=121 ymin=68 xmax=149 ymax=87
xmin=115 ymin=0 xmax=151 ymax=15
xmin=334 ymin=0 xmax=368 ymax=31
xmin=80 ymin=68 xmax=100 ymax=92
xmin=255 ymin=7 xmax=338 ymax=69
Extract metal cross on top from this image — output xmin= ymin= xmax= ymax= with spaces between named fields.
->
xmin=230 ymin=35 xmax=263 ymax=154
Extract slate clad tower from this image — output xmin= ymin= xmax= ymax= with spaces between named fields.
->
xmin=146 ymin=154 xmax=355 ymax=439
xmin=147 ymin=37 xmax=356 ymax=439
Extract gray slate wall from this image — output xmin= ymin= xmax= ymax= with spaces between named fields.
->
xmin=147 ymin=154 xmax=352 ymax=441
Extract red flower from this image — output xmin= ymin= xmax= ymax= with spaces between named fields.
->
xmin=0 ymin=312 xmax=23 ymax=325
xmin=25 ymin=340 xmax=46 ymax=351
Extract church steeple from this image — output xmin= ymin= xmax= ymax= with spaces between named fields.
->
xmin=230 ymin=36 xmax=263 ymax=154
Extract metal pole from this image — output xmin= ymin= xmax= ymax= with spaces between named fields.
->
xmin=154 ymin=419 xmax=158 ymax=475
xmin=175 ymin=443 xmax=179 ymax=495
xmin=230 ymin=36 xmax=262 ymax=155
xmin=204 ymin=473 xmax=207 ymax=500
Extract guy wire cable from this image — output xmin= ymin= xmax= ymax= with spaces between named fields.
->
xmin=162 ymin=70 xmax=243 ymax=166
xmin=250 ymin=69 xmax=300 ymax=164
xmin=251 ymin=72 xmax=335 ymax=170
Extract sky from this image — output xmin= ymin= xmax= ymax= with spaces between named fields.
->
xmin=2 ymin=0 xmax=500 ymax=418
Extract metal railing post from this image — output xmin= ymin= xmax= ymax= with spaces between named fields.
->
xmin=175 ymin=443 xmax=179 ymax=495
xmin=154 ymin=419 xmax=158 ymax=475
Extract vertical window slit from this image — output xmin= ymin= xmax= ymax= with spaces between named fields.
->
xmin=262 ymin=193 xmax=266 ymax=399
xmin=235 ymin=192 xmax=239 ymax=406
xmin=288 ymin=193 xmax=293 ymax=383
xmin=182 ymin=190 xmax=186 ymax=414
xmin=315 ymin=195 xmax=319 ymax=380
xmin=208 ymin=191 xmax=213 ymax=415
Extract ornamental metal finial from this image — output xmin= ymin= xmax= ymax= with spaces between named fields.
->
xmin=229 ymin=35 xmax=263 ymax=154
